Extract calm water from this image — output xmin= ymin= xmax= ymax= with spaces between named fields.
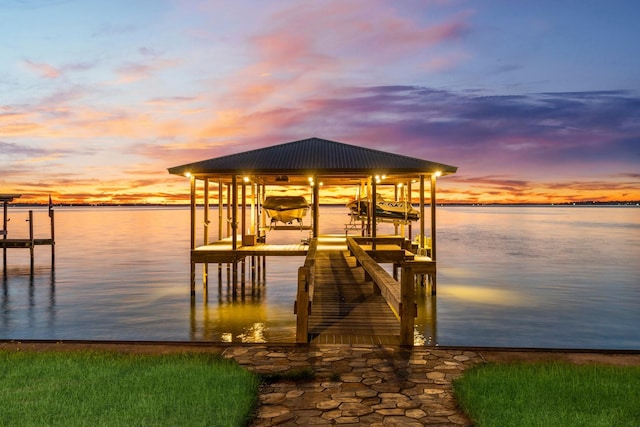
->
xmin=1 ymin=205 xmax=639 ymax=349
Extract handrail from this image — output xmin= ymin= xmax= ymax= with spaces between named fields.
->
xmin=346 ymin=237 xmax=416 ymax=346
xmin=346 ymin=237 xmax=402 ymax=314
xmin=295 ymin=238 xmax=317 ymax=343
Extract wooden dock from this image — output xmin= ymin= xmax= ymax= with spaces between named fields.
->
xmin=2 ymin=195 xmax=55 ymax=271
xmin=193 ymin=235 xmax=435 ymax=345
xmin=307 ymin=249 xmax=401 ymax=345
xmin=192 ymin=239 xmax=308 ymax=263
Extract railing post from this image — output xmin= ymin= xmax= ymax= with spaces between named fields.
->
xmin=295 ymin=266 xmax=310 ymax=343
xmin=28 ymin=210 xmax=34 ymax=271
xmin=400 ymin=264 xmax=416 ymax=346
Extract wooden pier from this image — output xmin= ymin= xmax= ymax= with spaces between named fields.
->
xmin=295 ymin=236 xmax=436 ymax=346
xmin=308 ymin=249 xmax=401 ymax=345
xmin=1 ymin=194 xmax=55 ymax=271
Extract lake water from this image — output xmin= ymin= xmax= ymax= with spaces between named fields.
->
xmin=1 ymin=205 xmax=639 ymax=349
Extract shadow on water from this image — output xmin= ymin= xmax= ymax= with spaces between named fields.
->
xmin=2 ymin=266 xmax=56 ymax=334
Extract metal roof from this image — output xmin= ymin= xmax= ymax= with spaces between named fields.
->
xmin=167 ymin=137 xmax=456 ymax=184
xmin=0 ymin=194 xmax=22 ymax=203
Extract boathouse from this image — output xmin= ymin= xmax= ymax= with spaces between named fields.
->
xmin=168 ymin=137 xmax=456 ymax=345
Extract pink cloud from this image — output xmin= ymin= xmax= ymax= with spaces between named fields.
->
xmin=216 ymin=1 xmax=472 ymax=111
xmin=114 ymin=57 xmax=180 ymax=84
xmin=23 ymin=59 xmax=61 ymax=79
xmin=423 ymin=51 xmax=470 ymax=72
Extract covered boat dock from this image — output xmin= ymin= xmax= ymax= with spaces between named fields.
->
xmin=168 ymin=137 xmax=456 ymax=345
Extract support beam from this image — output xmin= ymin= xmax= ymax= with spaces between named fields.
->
xmin=203 ymin=178 xmax=209 ymax=286
xmin=226 ymin=183 xmax=231 ymax=238
xmin=28 ymin=210 xmax=34 ymax=271
xmin=189 ymin=175 xmax=196 ymax=250
xmin=241 ymin=178 xmax=246 ymax=244
xmin=400 ymin=264 xmax=416 ymax=346
xmin=420 ymin=175 xmax=425 ymax=250
xmin=3 ymin=200 xmax=8 ymax=269
xmin=430 ymin=174 xmax=437 ymax=261
xmin=371 ymin=178 xmax=377 ymax=245
xmin=49 ymin=209 xmax=55 ymax=268
xmin=231 ymin=175 xmax=238 ymax=250
xmin=189 ymin=175 xmax=196 ymax=295
xmin=218 ymin=179 xmax=223 ymax=240
xmin=407 ymin=180 xmax=413 ymax=240
xmin=312 ymin=176 xmax=319 ymax=238
xmin=204 ymin=178 xmax=209 ymax=245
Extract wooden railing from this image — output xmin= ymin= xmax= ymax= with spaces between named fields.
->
xmin=346 ymin=237 xmax=416 ymax=345
xmin=294 ymin=238 xmax=317 ymax=343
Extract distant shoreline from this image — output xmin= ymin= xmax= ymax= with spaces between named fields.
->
xmin=7 ymin=201 xmax=640 ymax=208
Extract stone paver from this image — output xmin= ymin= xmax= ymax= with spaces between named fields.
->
xmin=4 ymin=340 xmax=639 ymax=426
xmin=222 ymin=345 xmax=482 ymax=426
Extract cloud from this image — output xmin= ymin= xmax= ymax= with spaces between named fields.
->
xmin=0 ymin=141 xmax=49 ymax=157
xmin=114 ymin=56 xmax=180 ymax=84
xmin=423 ymin=51 xmax=471 ymax=72
xmin=212 ymin=1 xmax=472 ymax=112
xmin=142 ymin=84 xmax=639 ymax=185
xmin=23 ymin=59 xmax=61 ymax=79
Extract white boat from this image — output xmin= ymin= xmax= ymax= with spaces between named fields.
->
xmin=346 ymin=194 xmax=419 ymax=222
xmin=263 ymin=196 xmax=310 ymax=225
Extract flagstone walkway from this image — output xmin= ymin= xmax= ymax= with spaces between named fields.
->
xmin=6 ymin=341 xmax=637 ymax=426
xmin=222 ymin=345 xmax=483 ymax=426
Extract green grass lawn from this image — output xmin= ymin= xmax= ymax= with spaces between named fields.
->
xmin=453 ymin=362 xmax=640 ymax=427
xmin=0 ymin=350 xmax=260 ymax=427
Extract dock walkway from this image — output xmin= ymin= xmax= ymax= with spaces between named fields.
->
xmin=308 ymin=249 xmax=401 ymax=345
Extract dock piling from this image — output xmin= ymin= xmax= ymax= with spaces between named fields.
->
xmin=1 ymin=195 xmax=55 ymax=273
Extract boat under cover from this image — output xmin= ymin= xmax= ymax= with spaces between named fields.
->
xmin=346 ymin=195 xmax=419 ymax=222
xmin=263 ymin=196 xmax=310 ymax=225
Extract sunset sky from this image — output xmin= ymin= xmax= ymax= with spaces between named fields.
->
xmin=1 ymin=0 xmax=639 ymax=205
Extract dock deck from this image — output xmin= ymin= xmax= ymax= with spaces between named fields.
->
xmin=308 ymin=249 xmax=401 ymax=345
xmin=193 ymin=235 xmax=435 ymax=345
xmin=0 ymin=238 xmax=54 ymax=249
xmin=191 ymin=235 xmax=352 ymax=263
xmin=192 ymin=240 xmax=308 ymax=263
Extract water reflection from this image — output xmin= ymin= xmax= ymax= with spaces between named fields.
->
xmin=1 ymin=206 xmax=638 ymax=349
xmin=414 ymin=282 xmax=437 ymax=346
xmin=191 ymin=256 xmax=280 ymax=343
xmin=2 ymin=266 xmax=56 ymax=332
xmin=440 ymin=285 xmax=535 ymax=307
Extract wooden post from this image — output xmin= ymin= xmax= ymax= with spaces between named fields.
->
xmin=2 ymin=200 xmax=7 ymax=270
xmin=225 ymin=184 xmax=232 ymax=237
xmin=28 ymin=210 xmax=34 ymax=271
xmin=189 ymin=175 xmax=196 ymax=250
xmin=218 ymin=179 xmax=223 ymax=240
xmin=407 ymin=180 xmax=412 ymax=240
xmin=189 ymin=175 xmax=196 ymax=294
xmin=203 ymin=178 xmax=209 ymax=287
xmin=420 ymin=175 xmax=425 ymax=252
xmin=312 ymin=176 xmax=319 ymax=238
xmin=400 ymin=264 xmax=416 ymax=346
xmin=430 ymin=174 xmax=437 ymax=261
xmin=241 ymin=178 xmax=246 ymax=244
xmin=250 ymin=182 xmax=256 ymax=236
xmin=231 ymin=175 xmax=238 ymax=250
xmin=371 ymin=178 xmax=377 ymax=247
xmin=295 ymin=266 xmax=310 ymax=343
xmin=204 ymin=178 xmax=210 ymax=244
xmin=50 ymin=210 xmax=55 ymax=268
xmin=394 ymin=184 xmax=399 ymax=235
